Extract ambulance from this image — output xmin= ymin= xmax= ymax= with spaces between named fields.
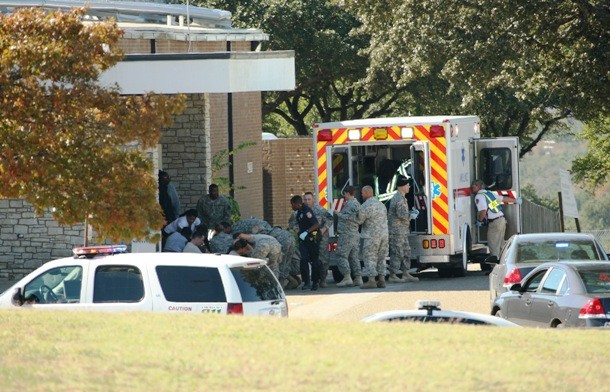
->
xmin=313 ymin=116 xmax=521 ymax=277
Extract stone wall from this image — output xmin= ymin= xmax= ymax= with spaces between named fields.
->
xmin=262 ymin=137 xmax=315 ymax=226
xmin=0 ymin=199 xmax=86 ymax=280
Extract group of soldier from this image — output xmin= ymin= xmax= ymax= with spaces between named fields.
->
xmin=161 ymin=176 xmax=422 ymax=292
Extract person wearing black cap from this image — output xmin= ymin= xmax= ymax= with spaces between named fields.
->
xmin=388 ymin=176 xmax=420 ymax=283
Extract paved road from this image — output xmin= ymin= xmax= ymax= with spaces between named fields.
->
xmin=286 ymin=265 xmax=492 ymax=321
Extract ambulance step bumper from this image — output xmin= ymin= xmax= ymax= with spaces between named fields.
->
xmin=419 ymin=255 xmax=451 ymax=264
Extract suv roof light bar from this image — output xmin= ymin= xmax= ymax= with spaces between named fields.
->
xmin=73 ymin=245 xmax=127 ymax=258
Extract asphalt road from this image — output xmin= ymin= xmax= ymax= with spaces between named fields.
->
xmin=286 ymin=264 xmax=492 ymax=321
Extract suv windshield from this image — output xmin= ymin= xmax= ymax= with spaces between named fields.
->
xmin=230 ymin=266 xmax=284 ymax=302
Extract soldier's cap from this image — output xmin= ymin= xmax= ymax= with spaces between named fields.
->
xmin=396 ymin=176 xmax=410 ymax=187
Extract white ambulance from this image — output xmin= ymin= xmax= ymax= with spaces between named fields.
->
xmin=313 ymin=115 xmax=521 ymax=277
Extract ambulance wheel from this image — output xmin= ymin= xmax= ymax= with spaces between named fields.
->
xmin=450 ymin=255 xmax=467 ymax=277
xmin=452 ymin=263 xmax=467 ymax=277
xmin=437 ymin=267 xmax=453 ymax=278
xmin=330 ymin=266 xmax=343 ymax=283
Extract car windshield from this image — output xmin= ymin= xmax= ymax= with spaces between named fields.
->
xmin=578 ymin=267 xmax=610 ymax=294
xmin=516 ymin=240 xmax=601 ymax=263
xmin=230 ymin=266 xmax=284 ymax=302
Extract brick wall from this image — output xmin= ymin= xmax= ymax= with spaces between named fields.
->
xmin=208 ymin=92 xmax=264 ymax=220
xmin=262 ymin=138 xmax=315 ymax=226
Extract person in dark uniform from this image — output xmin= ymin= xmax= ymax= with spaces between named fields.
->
xmin=290 ymin=195 xmax=321 ymax=291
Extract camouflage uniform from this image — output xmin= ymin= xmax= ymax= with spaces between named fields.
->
xmin=249 ymin=234 xmax=283 ymax=278
xmin=261 ymin=226 xmax=296 ymax=281
xmin=209 ymin=232 xmax=233 ymax=254
xmin=388 ymin=191 xmax=413 ymax=274
xmin=335 ymin=198 xmax=361 ymax=277
xmin=359 ymin=196 xmax=389 ymax=278
xmin=196 ymin=194 xmax=232 ymax=230
xmin=232 ymin=218 xmax=273 ymax=235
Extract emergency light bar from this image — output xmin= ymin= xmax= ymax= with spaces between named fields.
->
xmin=348 ymin=129 xmax=361 ymax=140
xmin=401 ymin=127 xmax=414 ymax=138
xmin=73 ymin=245 xmax=127 ymax=257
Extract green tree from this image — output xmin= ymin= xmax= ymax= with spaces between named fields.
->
xmin=0 ymin=8 xmax=186 ymax=241
xmin=210 ymin=142 xmax=256 ymax=223
xmin=343 ymin=0 xmax=610 ymax=156
xmin=194 ymin=0 xmax=410 ymax=135
xmin=572 ymin=115 xmax=610 ymax=188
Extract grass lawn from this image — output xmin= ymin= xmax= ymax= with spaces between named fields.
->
xmin=0 ymin=310 xmax=606 ymax=391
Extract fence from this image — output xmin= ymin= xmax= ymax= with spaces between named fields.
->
xmin=521 ymin=198 xmax=561 ymax=233
xmin=584 ymin=230 xmax=610 ymax=253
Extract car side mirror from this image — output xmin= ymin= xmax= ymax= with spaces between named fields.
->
xmin=509 ymin=283 xmax=522 ymax=292
xmin=11 ymin=287 xmax=24 ymax=306
xmin=484 ymin=255 xmax=499 ymax=264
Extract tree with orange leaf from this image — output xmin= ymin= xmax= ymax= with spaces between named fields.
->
xmin=0 ymin=7 xmax=186 ymax=241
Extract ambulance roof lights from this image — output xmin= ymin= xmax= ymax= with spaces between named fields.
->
xmin=401 ymin=127 xmax=414 ymax=138
xmin=348 ymin=129 xmax=361 ymax=140
xmin=73 ymin=245 xmax=127 ymax=258
xmin=430 ymin=125 xmax=445 ymax=138
xmin=317 ymin=129 xmax=333 ymax=142
xmin=373 ymin=128 xmax=388 ymax=140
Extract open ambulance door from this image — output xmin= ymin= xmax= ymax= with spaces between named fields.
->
xmin=325 ymin=145 xmax=352 ymax=237
xmin=474 ymin=137 xmax=521 ymax=242
xmin=410 ymin=141 xmax=431 ymax=234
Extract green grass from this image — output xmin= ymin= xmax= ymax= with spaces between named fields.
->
xmin=0 ymin=310 xmax=606 ymax=391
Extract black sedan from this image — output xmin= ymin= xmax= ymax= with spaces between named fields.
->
xmin=492 ymin=261 xmax=610 ymax=328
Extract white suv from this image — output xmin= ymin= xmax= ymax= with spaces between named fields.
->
xmin=0 ymin=245 xmax=288 ymax=317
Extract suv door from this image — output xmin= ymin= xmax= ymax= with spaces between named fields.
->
xmin=84 ymin=262 xmax=152 ymax=312
xmin=23 ymin=264 xmax=88 ymax=310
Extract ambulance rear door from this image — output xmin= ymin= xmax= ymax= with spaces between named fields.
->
xmin=410 ymin=141 xmax=431 ymax=234
xmin=473 ymin=137 xmax=521 ymax=241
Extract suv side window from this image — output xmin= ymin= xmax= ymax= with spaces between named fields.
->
xmin=156 ymin=266 xmax=227 ymax=302
xmin=93 ymin=265 xmax=144 ymax=303
xmin=231 ymin=266 xmax=284 ymax=302
xmin=23 ymin=266 xmax=83 ymax=304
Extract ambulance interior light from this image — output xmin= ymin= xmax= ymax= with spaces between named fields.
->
xmin=348 ymin=129 xmax=361 ymax=140
xmin=401 ymin=127 xmax=414 ymax=138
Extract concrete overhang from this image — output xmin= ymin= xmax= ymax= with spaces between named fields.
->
xmin=99 ymin=51 xmax=296 ymax=94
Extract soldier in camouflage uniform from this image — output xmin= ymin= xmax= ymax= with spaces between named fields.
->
xmin=303 ymin=192 xmax=333 ymax=287
xmin=388 ymin=177 xmax=420 ymax=283
xmin=196 ymin=184 xmax=232 ymax=233
xmin=237 ymin=233 xmax=283 ymax=279
xmin=209 ymin=222 xmax=234 ymax=254
xmin=335 ymin=186 xmax=362 ymax=287
xmin=358 ymin=186 xmax=389 ymax=289
xmin=261 ymin=226 xmax=299 ymax=290
xmin=232 ymin=217 xmax=273 ymax=236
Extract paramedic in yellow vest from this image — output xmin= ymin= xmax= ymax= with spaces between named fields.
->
xmin=471 ymin=179 xmax=521 ymax=258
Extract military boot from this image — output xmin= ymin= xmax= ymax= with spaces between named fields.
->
xmin=388 ymin=273 xmax=405 ymax=283
xmin=361 ymin=277 xmax=377 ymax=289
xmin=353 ymin=275 xmax=363 ymax=287
xmin=377 ymin=275 xmax=386 ymax=288
xmin=285 ymin=275 xmax=299 ymax=290
xmin=402 ymin=269 xmax=420 ymax=282
xmin=336 ymin=275 xmax=353 ymax=287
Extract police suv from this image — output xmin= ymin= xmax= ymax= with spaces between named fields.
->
xmin=0 ymin=245 xmax=288 ymax=317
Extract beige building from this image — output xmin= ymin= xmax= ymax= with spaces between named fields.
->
xmin=0 ymin=0 xmax=295 ymax=278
